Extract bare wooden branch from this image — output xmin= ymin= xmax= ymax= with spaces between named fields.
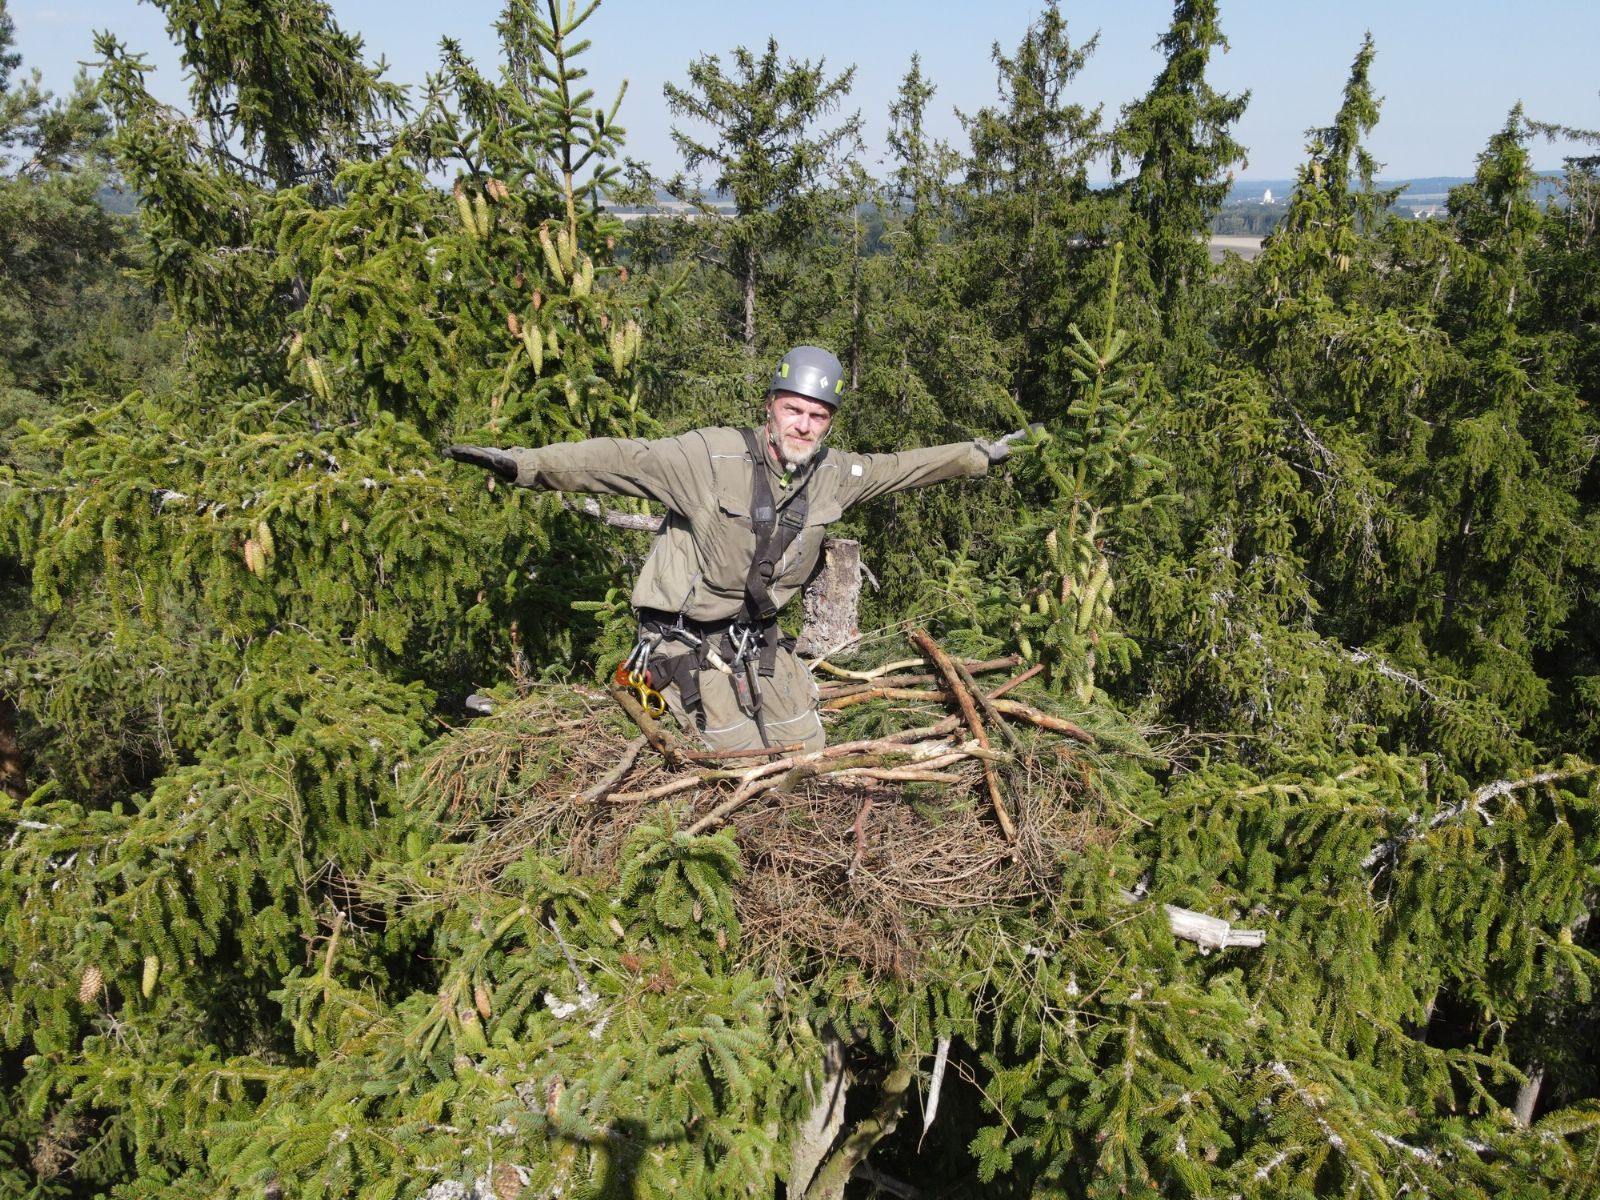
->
xmin=953 ymin=657 xmax=1023 ymax=752
xmin=565 ymin=497 xmax=663 ymax=532
xmin=679 ymin=742 xmax=806 ymax=763
xmin=683 ymin=740 xmax=979 ymax=834
xmin=822 ymin=687 xmax=948 ymax=712
xmin=1360 ymin=764 xmax=1597 ymax=870
xmin=814 ymin=655 xmax=1020 ymax=684
xmin=1117 ymin=889 xmax=1266 ymax=950
xmin=576 ymin=735 xmax=647 ymax=804
xmin=816 ymin=657 xmax=1024 ymax=699
xmin=987 ymin=662 xmax=1044 ymax=700
xmin=814 ymin=657 xmax=924 ymax=681
xmin=606 ymin=683 xmax=685 ymax=765
xmin=988 ymin=699 xmax=1095 ymax=744
xmin=909 ymin=628 xmax=1016 ymax=845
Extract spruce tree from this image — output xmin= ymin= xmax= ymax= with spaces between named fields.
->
xmin=1113 ymin=0 xmax=1249 ymax=339
xmin=659 ymin=37 xmax=861 ymax=373
xmin=958 ymin=0 xmax=1116 ymax=424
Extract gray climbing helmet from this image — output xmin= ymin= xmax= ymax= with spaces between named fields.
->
xmin=770 ymin=345 xmax=845 ymax=409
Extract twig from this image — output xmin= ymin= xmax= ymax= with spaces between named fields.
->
xmin=986 ymin=662 xmax=1044 ymax=701
xmin=838 ymin=769 xmax=964 ymax=785
xmin=565 ymin=497 xmax=663 ymax=532
xmin=813 ymin=657 xmax=925 ymax=681
xmin=679 ymin=742 xmax=806 ymax=763
xmin=953 ymin=657 xmax=1023 ymax=752
xmin=685 ymin=741 xmax=974 ymax=834
xmin=822 ymin=687 xmax=948 ymax=712
xmin=909 ymin=629 xmax=1017 ymax=845
xmin=610 ymin=772 xmax=739 ymax=805
xmin=816 ymin=656 xmax=1020 ymax=695
xmin=577 ymin=735 xmax=647 ymax=804
xmin=849 ymin=796 xmax=873 ymax=877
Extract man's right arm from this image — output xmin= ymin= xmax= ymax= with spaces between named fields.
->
xmin=445 ymin=435 xmax=698 ymax=510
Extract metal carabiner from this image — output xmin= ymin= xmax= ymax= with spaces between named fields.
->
xmin=730 ymin=622 xmax=756 ymax=663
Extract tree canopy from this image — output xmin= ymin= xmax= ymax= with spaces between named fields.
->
xmin=2 ymin=2 xmax=1599 ymax=1197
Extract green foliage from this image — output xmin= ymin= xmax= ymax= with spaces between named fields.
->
xmin=661 ymin=35 xmax=862 ymax=356
xmin=3 ymin=3 xmax=1600 ymax=1197
xmin=1114 ymin=0 xmax=1249 ymax=336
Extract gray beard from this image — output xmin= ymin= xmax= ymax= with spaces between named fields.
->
xmin=767 ymin=423 xmax=825 ymax=470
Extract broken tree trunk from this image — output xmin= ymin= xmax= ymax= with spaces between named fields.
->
xmin=797 ymin=538 xmax=864 ymax=658
xmin=789 ymin=1030 xmax=849 ymax=1195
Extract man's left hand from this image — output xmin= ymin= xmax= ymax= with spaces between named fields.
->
xmin=979 ymin=423 xmax=1047 ymax=464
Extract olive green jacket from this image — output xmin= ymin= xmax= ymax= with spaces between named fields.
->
xmin=507 ymin=427 xmax=990 ymax=621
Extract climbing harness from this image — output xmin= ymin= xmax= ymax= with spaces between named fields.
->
xmin=624 ymin=427 xmax=824 ymax=745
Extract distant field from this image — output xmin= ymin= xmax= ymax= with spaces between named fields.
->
xmin=1209 ymin=234 xmax=1265 ymax=262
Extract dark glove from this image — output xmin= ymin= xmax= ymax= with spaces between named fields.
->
xmin=979 ymin=423 xmax=1047 ymax=464
xmin=444 ymin=444 xmax=519 ymax=482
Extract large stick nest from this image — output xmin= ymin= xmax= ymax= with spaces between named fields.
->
xmin=412 ymin=650 xmax=1131 ymax=978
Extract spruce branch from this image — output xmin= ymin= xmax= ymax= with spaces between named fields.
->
xmin=1360 ymin=763 xmax=1597 ymax=870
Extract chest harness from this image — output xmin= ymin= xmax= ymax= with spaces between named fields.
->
xmin=626 ymin=427 xmax=821 ymax=745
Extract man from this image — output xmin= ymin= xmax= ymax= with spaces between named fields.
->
xmin=445 ymin=345 xmax=1029 ymax=752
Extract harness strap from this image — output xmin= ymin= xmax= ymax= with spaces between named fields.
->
xmin=738 ymin=426 xmax=814 ymax=631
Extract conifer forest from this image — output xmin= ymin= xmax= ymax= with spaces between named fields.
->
xmin=5 ymin=0 xmax=1600 ymax=1196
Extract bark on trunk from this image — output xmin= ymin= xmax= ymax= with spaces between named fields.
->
xmin=798 ymin=538 xmax=863 ymax=658
xmin=803 ymin=1059 xmax=915 ymax=1200
xmin=789 ymin=1031 xmax=848 ymax=1195
xmin=741 ymin=250 xmax=757 ymax=350
xmin=0 ymin=693 xmax=25 ymax=801
xmin=1513 ymin=1067 xmax=1544 ymax=1127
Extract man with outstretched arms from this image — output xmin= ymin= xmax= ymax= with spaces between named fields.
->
xmin=446 ymin=345 xmax=1030 ymax=753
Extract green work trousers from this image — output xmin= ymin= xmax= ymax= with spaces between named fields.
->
xmin=655 ymin=641 xmax=825 ymax=754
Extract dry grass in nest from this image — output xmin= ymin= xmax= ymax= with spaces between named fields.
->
xmin=415 ymin=679 xmax=1114 ymax=977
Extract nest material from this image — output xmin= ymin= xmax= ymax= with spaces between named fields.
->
xmin=417 ymin=652 xmax=1112 ymax=977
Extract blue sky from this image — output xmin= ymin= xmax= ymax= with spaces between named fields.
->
xmin=11 ymin=0 xmax=1599 ymax=181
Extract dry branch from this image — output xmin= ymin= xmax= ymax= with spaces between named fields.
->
xmin=1360 ymin=763 xmax=1598 ymax=870
xmin=986 ymin=662 xmax=1043 ymax=700
xmin=988 ymin=699 xmax=1094 ymax=743
xmin=576 ymin=735 xmax=647 ymax=804
xmin=566 ymin=497 xmax=663 ymax=532
xmin=606 ymin=683 xmax=683 ymax=763
xmin=1117 ymin=889 xmax=1266 ymax=950
xmin=909 ymin=628 xmax=1016 ymax=845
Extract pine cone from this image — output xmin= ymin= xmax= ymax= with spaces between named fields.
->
xmin=77 ymin=965 xmax=103 ymax=1004
xmin=491 ymin=1163 xmax=522 ymax=1200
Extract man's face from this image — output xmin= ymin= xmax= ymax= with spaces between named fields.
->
xmin=766 ymin=391 xmax=834 ymax=469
